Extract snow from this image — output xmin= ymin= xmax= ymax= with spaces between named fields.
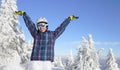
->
xmin=0 ymin=0 xmax=120 ymax=70
xmin=105 ymin=49 xmax=120 ymax=70
xmin=0 ymin=0 xmax=21 ymax=64
xmin=72 ymin=35 xmax=101 ymax=70
xmin=52 ymin=67 xmax=61 ymax=70
xmin=0 ymin=63 xmax=25 ymax=70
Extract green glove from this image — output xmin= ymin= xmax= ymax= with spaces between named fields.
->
xmin=15 ymin=11 xmax=25 ymax=16
xmin=69 ymin=15 xmax=79 ymax=20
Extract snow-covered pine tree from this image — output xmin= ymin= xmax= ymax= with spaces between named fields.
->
xmin=23 ymin=40 xmax=33 ymax=61
xmin=53 ymin=57 xmax=65 ymax=70
xmin=0 ymin=0 xmax=27 ymax=64
xmin=105 ymin=48 xmax=120 ymax=70
xmin=73 ymin=35 xmax=101 ymax=70
xmin=64 ymin=50 xmax=74 ymax=70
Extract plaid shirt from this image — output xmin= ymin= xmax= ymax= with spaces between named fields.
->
xmin=23 ymin=13 xmax=70 ymax=62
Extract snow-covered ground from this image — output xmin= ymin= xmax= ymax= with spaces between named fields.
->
xmin=0 ymin=63 xmax=61 ymax=70
xmin=0 ymin=64 xmax=25 ymax=70
xmin=0 ymin=57 xmax=120 ymax=70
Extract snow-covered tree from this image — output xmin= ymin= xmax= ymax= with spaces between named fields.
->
xmin=0 ymin=0 xmax=27 ymax=64
xmin=64 ymin=50 xmax=74 ymax=70
xmin=53 ymin=57 xmax=64 ymax=70
xmin=73 ymin=35 xmax=101 ymax=70
xmin=22 ymin=40 xmax=33 ymax=64
xmin=105 ymin=48 xmax=120 ymax=70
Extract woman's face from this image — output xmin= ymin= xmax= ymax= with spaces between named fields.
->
xmin=37 ymin=23 xmax=48 ymax=32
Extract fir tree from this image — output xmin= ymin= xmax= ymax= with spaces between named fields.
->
xmin=105 ymin=49 xmax=120 ymax=70
xmin=0 ymin=0 xmax=27 ymax=64
xmin=64 ymin=50 xmax=74 ymax=70
xmin=73 ymin=35 xmax=101 ymax=70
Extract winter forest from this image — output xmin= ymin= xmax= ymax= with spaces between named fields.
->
xmin=0 ymin=0 xmax=120 ymax=70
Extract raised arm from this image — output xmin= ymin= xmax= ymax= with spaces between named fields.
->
xmin=23 ymin=13 xmax=37 ymax=38
xmin=15 ymin=11 xmax=37 ymax=38
xmin=54 ymin=18 xmax=70 ymax=39
xmin=54 ymin=15 xmax=79 ymax=39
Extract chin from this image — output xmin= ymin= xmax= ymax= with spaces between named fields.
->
xmin=38 ymin=28 xmax=47 ymax=32
xmin=41 ymin=31 xmax=46 ymax=32
xmin=39 ymin=30 xmax=46 ymax=32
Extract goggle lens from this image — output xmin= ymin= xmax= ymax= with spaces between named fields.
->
xmin=37 ymin=23 xmax=48 ymax=28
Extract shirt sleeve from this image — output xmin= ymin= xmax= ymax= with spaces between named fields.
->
xmin=23 ymin=13 xmax=37 ymax=38
xmin=54 ymin=18 xmax=71 ymax=39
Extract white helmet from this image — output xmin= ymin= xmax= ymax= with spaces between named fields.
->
xmin=36 ymin=17 xmax=48 ymax=24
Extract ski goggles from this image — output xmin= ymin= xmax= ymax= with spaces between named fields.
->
xmin=37 ymin=23 xmax=48 ymax=28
